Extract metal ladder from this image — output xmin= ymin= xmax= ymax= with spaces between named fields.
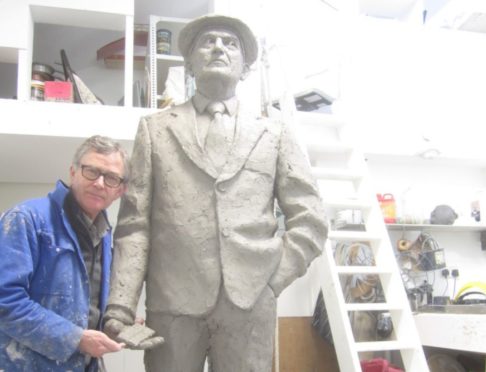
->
xmin=273 ymin=92 xmax=430 ymax=371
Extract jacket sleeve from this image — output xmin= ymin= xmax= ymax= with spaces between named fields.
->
xmin=105 ymin=117 xmax=153 ymax=321
xmin=269 ymin=122 xmax=328 ymax=296
xmin=0 ymin=209 xmax=83 ymax=362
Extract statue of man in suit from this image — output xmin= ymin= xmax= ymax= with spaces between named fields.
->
xmin=104 ymin=14 xmax=328 ymax=371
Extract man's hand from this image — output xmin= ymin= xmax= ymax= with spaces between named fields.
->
xmin=79 ymin=329 xmax=125 ymax=358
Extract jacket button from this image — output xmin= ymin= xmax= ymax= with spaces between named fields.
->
xmin=221 ymin=228 xmax=230 ymax=237
xmin=217 ymin=183 xmax=226 ymax=192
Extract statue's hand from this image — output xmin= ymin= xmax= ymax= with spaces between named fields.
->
xmin=130 ymin=334 xmax=165 ymax=350
xmin=106 ymin=321 xmax=164 ymax=350
xmin=103 ymin=318 xmax=127 ymax=340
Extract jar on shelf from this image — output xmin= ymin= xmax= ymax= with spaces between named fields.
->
xmin=156 ymin=29 xmax=171 ymax=55
xmin=31 ymin=80 xmax=45 ymax=101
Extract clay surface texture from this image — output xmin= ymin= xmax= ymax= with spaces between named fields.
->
xmin=104 ymin=14 xmax=328 ymax=372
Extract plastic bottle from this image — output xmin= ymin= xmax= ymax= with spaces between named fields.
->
xmin=377 ymin=193 xmax=397 ymax=223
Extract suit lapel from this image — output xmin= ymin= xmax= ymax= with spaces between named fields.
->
xmin=167 ymin=102 xmax=219 ymax=179
xmin=168 ymin=102 xmax=267 ymax=182
xmin=219 ymin=110 xmax=267 ymax=182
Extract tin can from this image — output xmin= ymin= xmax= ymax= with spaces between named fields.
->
xmin=156 ymin=29 xmax=171 ymax=55
xmin=31 ymin=80 xmax=45 ymax=101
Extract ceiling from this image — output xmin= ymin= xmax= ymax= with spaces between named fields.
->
xmin=136 ymin=0 xmax=486 ymax=34
xmin=324 ymin=0 xmax=486 ymax=34
xmin=133 ymin=0 xmax=209 ymax=24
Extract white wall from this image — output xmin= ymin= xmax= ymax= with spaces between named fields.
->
xmin=0 ymin=182 xmax=54 ymax=212
xmin=342 ymin=18 xmax=486 ymax=161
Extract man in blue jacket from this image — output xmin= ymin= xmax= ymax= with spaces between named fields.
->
xmin=0 ymin=135 xmax=128 ymax=371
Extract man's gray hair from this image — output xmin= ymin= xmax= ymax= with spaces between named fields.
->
xmin=72 ymin=135 xmax=130 ymax=182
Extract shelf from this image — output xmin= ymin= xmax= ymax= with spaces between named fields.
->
xmin=414 ymin=312 xmax=486 ymax=353
xmin=0 ymin=99 xmax=157 ymax=183
xmin=386 ymin=223 xmax=486 ymax=232
xmin=155 ymin=54 xmax=185 ymax=100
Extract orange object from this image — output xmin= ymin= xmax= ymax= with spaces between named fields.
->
xmin=377 ymin=193 xmax=396 ymax=223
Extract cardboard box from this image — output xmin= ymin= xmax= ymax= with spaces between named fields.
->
xmin=44 ymin=81 xmax=73 ymax=103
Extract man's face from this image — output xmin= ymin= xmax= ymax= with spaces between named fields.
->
xmin=69 ymin=150 xmax=126 ymax=220
xmin=188 ymin=28 xmax=249 ymax=84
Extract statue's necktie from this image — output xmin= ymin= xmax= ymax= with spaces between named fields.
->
xmin=206 ymin=102 xmax=230 ymax=171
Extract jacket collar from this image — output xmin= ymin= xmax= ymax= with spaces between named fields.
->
xmin=167 ymin=101 xmax=267 ymax=180
xmin=50 ymin=180 xmax=111 ymax=230
xmin=192 ymin=91 xmax=238 ymax=117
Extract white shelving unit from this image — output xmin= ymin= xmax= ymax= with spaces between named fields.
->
xmin=0 ymin=0 xmax=134 ymax=105
xmin=387 ymin=223 xmax=486 ymax=233
xmin=0 ymin=0 xmax=144 ymax=185
xmin=148 ymin=15 xmax=189 ymax=109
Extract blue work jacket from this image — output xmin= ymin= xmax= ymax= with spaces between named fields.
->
xmin=0 ymin=181 xmax=113 ymax=371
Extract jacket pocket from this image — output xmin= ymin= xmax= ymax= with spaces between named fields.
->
xmin=33 ymin=232 xmax=80 ymax=297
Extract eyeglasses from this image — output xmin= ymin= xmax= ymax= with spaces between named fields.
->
xmin=80 ymin=164 xmax=124 ymax=188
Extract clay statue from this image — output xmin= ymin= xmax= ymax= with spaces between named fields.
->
xmin=103 ymin=14 xmax=328 ymax=371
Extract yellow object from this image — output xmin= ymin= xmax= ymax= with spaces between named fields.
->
xmin=454 ymin=281 xmax=486 ymax=302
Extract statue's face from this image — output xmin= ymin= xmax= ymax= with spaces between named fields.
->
xmin=188 ymin=28 xmax=248 ymax=84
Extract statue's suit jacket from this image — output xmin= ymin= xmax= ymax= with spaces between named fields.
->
xmin=108 ymin=100 xmax=328 ymax=317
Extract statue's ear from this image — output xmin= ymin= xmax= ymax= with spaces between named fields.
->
xmin=240 ymin=64 xmax=250 ymax=81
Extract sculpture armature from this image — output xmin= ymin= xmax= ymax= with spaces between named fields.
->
xmin=104 ymin=14 xmax=328 ymax=371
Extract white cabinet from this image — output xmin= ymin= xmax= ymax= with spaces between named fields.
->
xmin=0 ymin=0 xmax=134 ymax=105
xmin=147 ymin=15 xmax=189 ymax=108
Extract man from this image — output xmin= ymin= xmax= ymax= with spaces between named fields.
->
xmin=104 ymin=14 xmax=328 ymax=371
xmin=0 ymin=135 xmax=128 ymax=371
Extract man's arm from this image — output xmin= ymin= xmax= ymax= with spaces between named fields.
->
xmin=269 ymin=122 xmax=328 ymax=296
xmin=0 ymin=210 xmax=83 ymax=361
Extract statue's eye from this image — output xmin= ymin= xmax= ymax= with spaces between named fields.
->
xmin=224 ymin=38 xmax=239 ymax=49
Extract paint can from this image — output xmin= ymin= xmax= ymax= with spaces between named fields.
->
xmin=156 ymin=29 xmax=171 ymax=55
xmin=31 ymin=80 xmax=45 ymax=101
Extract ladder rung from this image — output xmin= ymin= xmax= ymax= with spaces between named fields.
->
xmin=297 ymin=111 xmax=346 ymax=128
xmin=328 ymin=230 xmax=381 ymax=242
xmin=345 ymin=302 xmax=402 ymax=312
xmin=335 ymin=265 xmax=393 ymax=275
xmin=355 ymin=340 xmax=416 ymax=352
xmin=311 ymin=166 xmax=364 ymax=181
xmin=322 ymin=198 xmax=372 ymax=210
